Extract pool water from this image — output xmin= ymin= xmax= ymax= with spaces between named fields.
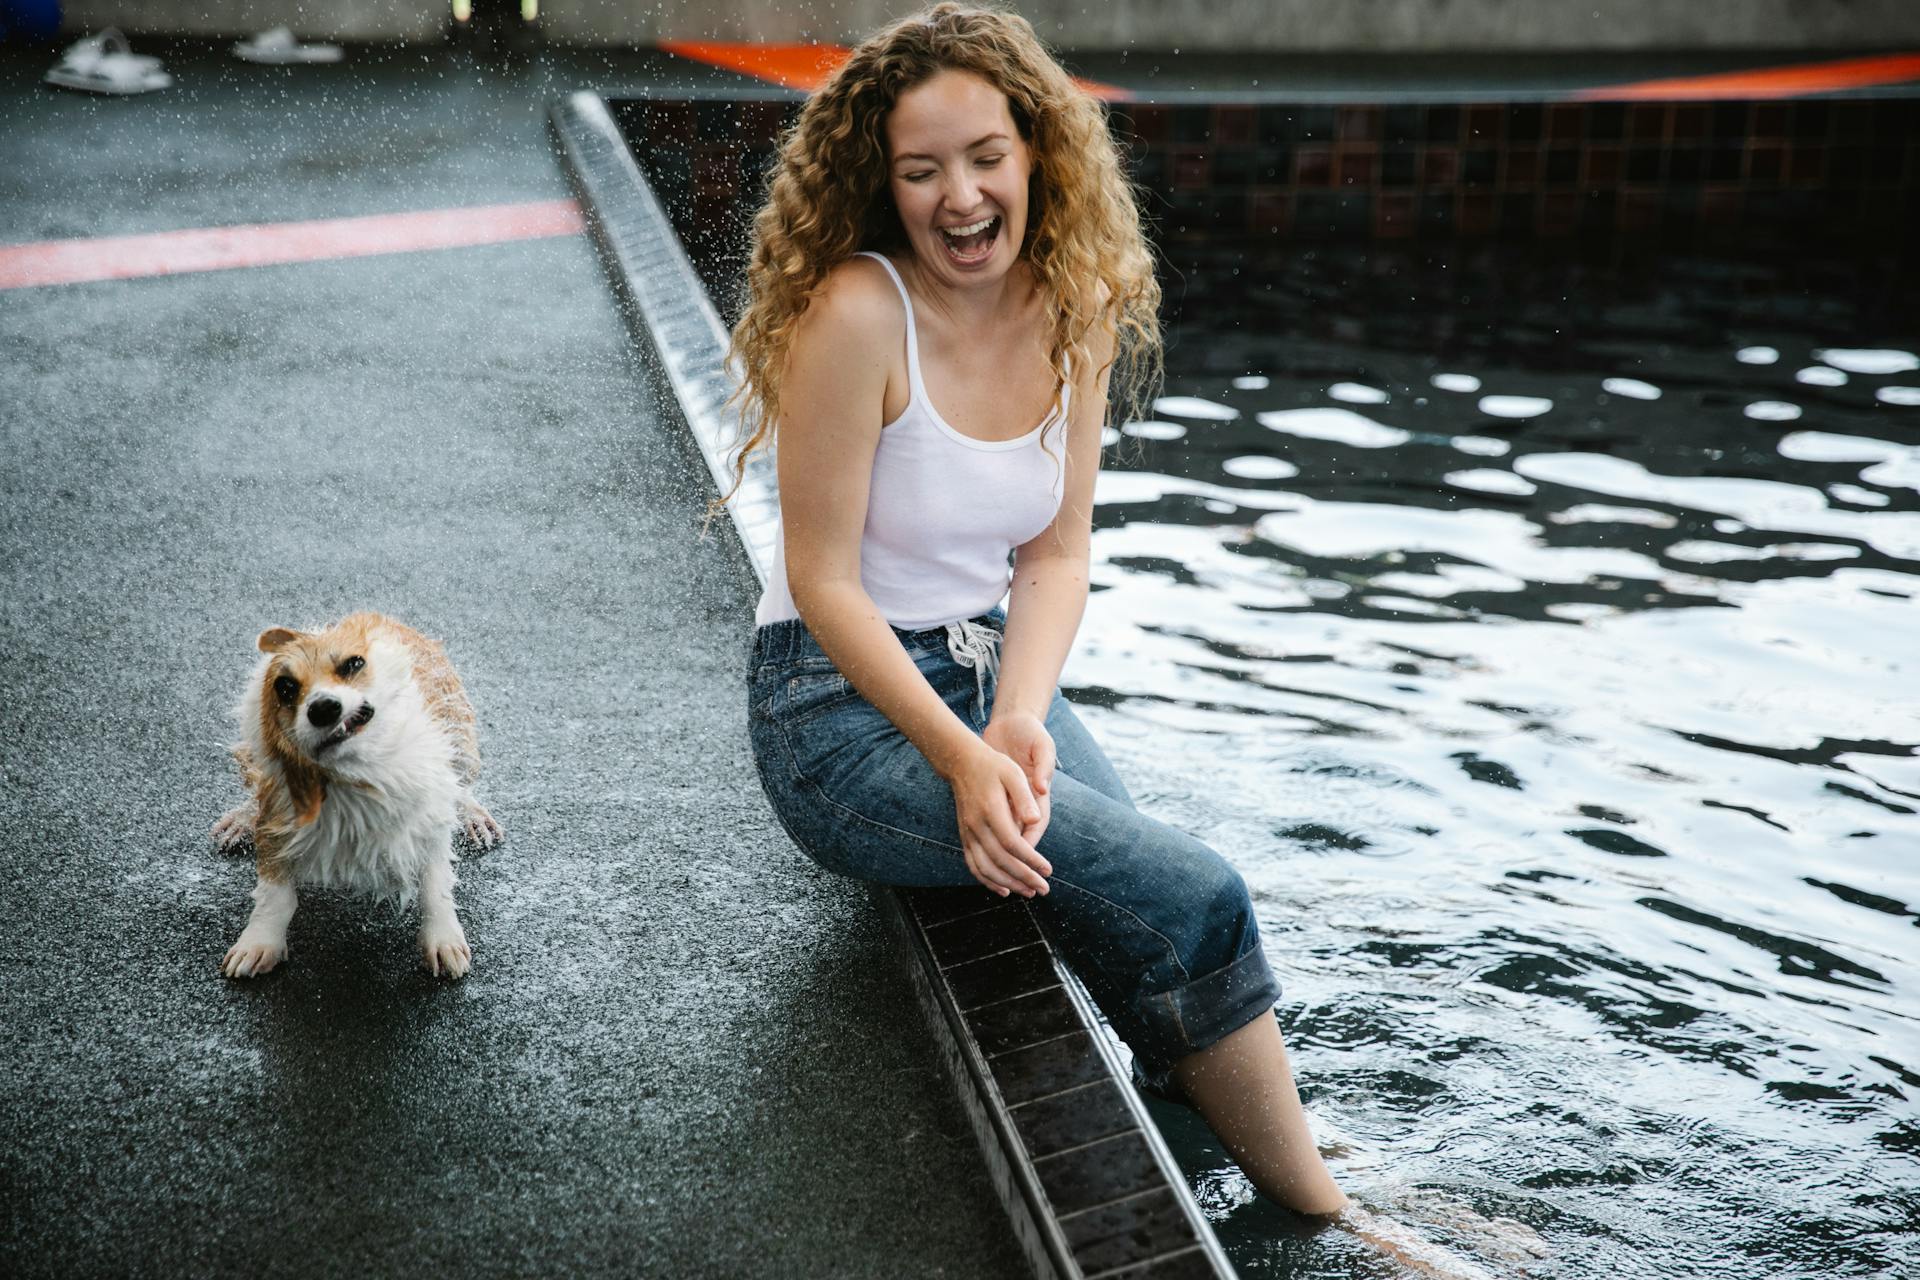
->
xmin=1070 ymin=243 xmax=1919 ymax=1278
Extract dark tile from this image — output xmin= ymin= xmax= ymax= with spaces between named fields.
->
xmin=1424 ymin=105 xmax=1461 ymax=143
xmin=1587 ymin=102 xmax=1626 ymax=142
xmin=1706 ymin=143 xmax=1743 ymax=182
xmin=1214 ymin=105 xmax=1255 ymax=147
xmin=1540 ymin=190 xmax=1580 ymax=236
xmin=1465 ymin=104 xmax=1502 ymax=142
xmin=1506 ymin=103 xmax=1542 ymax=143
xmin=971 ymin=985 xmax=1083 ymax=1056
xmin=1099 ymin=1247 xmax=1221 ymax=1280
xmin=1627 ymin=146 xmax=1664 ymax=183
xmin=1034 ymin=1131 xmax=1165 ymax=1216
xmin=1628 ymin=103 xmax=1667 ymax=142
xmin=1792 ymin=101 xmax=1831 ymax=140
xmin=943 ymin=942 xmax=1058 ymax=1010
xmin=1699 ymin=187 xmax=1742 ymax=225
xmin=1504 ymin=149 xmax=1540 ymax=184
xmin=1251 ymin=145 xmax=1290 ymax=182
xmin=1672 ymin=104 xmax=1709 ymax=141
xmin=1337 ymin=106 xmax=1381 ymax=143
xmin=1869 ymin=140 xmax=1908 ymax=185
xmin=1754 ymin=103 xmax=1791 ymax=138
xmin=1380 ymin=149 xmax=1416 ymax=186
xmin=1336 ymin=147 xmax=1375 ymax=187
xmin=1384 ymin=105 xmax=1422 ymax=144
xmin=1748 ymin=143 xmax=1785 ymax=184
xmin=988 ymin=1030 xmax=1110 ymax=1107
xmin=1462 ymin=148 xmax=1496 ymax=186
xmin=925 ymin=901 xmax=1043 ymax=969
xmin=1297 ymin=105 xmax=1336 ymax=142
xmin=1586 ymin=146 xmax=1623 ymax=185
xmin=1172 ymin=105 xmax=1212 ymax=144
xmin=1131 ymin=149 xmax=1169 ymax=189
xmin=1548 ymin=103 xmax=1585 ymax=143
xmin=1789 ymin=144 xmax=1827 ymax=184
xmin=642 ymin=100 xmax=696 ymax=142
xmin=908 ymin=885 xmax=1005 ymax=928
xmin=1062 ymin=1187 xmax=1200 ymax=1277
xmin=1421 ymin=146 xmax=1459 ymax=185
xmin=1458 ymin=190 xmax=1497 ymax=235
xmin=1829 ymin=145 xmax=1866 ymax=185
xmin=1173 ymin=150 xmax=1212 ymax=190
xmin=1009 ymin=1079 xmax=1136 ymax=1158
xmin=1711 ymin=101 xmax=1750 ymax=140
xmin=1294 ymin=146 xmax=1331 ymax=187
xmin=1669 ymin=147 xmax=1704 ymax=183
xmin=694 ymin=99 xmax=738 ymax=140
xmin=1500 ymin=192 xmax=1536 ymax=237
xmin=1211 ymin=147 xmax=1254 ymax=187
xmin=1250 ymin=189 xmax=1291 ymax=234
xmin=1373 ymin=192 xmax=1416 ymax=238
xmin=1127 ymin=104 xmax=1169 ymax=144
xmin=1418 ymin=193 xmax=1453 ymax=234
xmin=1545 ymin=147 xmax=1579 ymax=185
xmin=1257 ymin=105 xmax=1297 ymax=145
xmin=1291 ymin=191 xmax=1340 ymax=237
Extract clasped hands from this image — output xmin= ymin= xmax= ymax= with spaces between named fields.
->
xmin=948 ymin=709 xmax=1056 ymax=898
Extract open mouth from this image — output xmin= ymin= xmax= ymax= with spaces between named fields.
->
xmin=938 ymin=215 xmax=1001 ymax=266
xmin=313 ymin=704 xmax=374 ymax=753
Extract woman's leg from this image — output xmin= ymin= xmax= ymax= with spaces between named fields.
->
xmin=1042 ymin=695 xmax=1349 ymax=1215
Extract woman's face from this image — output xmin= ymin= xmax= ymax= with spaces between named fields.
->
xmin=884 ymin=68 xmax=1032 ymax=291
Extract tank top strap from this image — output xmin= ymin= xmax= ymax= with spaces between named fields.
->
xmin=853 ymin=251 xmax=926 ymax=399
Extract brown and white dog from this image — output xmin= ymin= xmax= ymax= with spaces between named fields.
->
xmin=213 ymin=612 xmax=502 ymax=979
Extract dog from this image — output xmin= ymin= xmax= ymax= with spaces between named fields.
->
xmin=213 ymin=612 xmax=502 ymax=979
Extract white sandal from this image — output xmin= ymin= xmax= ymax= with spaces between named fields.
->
xmin=42 ymin=28 xmax=173 ymax=95
xmin=232 ymin=27 xmax=344 ymax=65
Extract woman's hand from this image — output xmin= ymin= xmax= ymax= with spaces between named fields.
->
xmin=983 ymin=711 xmax=1055 ymax=846
xmin=945 ymin=739 xmax=1052 ymax=897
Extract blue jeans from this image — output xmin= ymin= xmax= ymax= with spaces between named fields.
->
xmin=746 ymin=609 xmax=1281 ymax=1079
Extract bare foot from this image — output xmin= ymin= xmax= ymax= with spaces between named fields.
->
xmin=1334 ymin=1204 xmax=1505 ymax=1280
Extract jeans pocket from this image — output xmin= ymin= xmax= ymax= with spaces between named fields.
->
xmin=774 ymin=669 xmax=856 ymax=726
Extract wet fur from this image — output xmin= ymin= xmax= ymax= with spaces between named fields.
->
xmin=215 ymin=612 xmax=501 ymax=979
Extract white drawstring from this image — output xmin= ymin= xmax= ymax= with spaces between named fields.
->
xmin=944 ymin=618 xmax=1000 ymax=722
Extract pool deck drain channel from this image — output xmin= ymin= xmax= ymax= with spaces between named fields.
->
xmin=549 ymin=90 xmax=1235 ymax=1280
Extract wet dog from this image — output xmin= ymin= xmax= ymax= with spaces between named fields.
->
xmin=213 ymin=612 xmax=502 ymax=979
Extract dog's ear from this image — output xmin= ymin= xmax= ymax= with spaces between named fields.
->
xmin=257 ymin=627 xmax=302 ymax=654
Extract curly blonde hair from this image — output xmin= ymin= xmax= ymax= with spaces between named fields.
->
xmin=716 ymin=1 xmax=1162 ymax=507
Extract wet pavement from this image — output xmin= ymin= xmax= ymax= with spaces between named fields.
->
xmin=0 ymin=43 xmax=1024 ymax=1278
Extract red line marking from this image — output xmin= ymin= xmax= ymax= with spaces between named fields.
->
xmin=0 ymin=199 xmax=587 ymax=291
xmin=661 ymin=39 xmax=1131 ymax=101
xmin=1572 ymin=52 xmax=1920 ymax=101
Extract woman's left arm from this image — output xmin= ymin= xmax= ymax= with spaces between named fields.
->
xmin=986 ymin=322 xmax=1117 ymax=831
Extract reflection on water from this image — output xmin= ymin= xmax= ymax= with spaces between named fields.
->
xmin=1075 ymin=244 xmax=1919 ymax=1277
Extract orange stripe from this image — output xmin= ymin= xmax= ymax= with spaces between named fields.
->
xmin=660 ymin=39 xmax=1131 ymax=100
xmin=1573 ymin=52 xmax=1920 ymax=101
xmin=0 ymin=200 xmax=586 ymax=291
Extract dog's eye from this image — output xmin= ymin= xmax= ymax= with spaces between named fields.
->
xmin=273 ymin=675 xmax=300 ymax=707
xmin=337 ymin=655 xmax=365 ymax=678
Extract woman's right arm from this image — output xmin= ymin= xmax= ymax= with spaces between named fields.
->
xmin=779 ymin=266 xmax=1051 ymax=897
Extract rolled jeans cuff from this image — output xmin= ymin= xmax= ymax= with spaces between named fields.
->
xmin=1131 ymin=937 xmax=1282 ymax=1087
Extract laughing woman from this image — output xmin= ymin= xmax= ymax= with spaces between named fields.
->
xmin=725 ymin=0 xmax=1366 ymax=1237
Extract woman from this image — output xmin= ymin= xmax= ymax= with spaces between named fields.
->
xmin=723 ymin=1 xmax=1352 ymax=1224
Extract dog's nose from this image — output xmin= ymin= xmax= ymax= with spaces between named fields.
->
xmin=308 ymin=696 xmax=342 ymax=728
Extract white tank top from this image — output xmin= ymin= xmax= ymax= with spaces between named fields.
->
xmin=755 ymin=251 xmax=1071 ymax=632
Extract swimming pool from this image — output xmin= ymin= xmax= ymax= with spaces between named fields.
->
xmin=1084 ymin=239 xmax=1918 ymax=1276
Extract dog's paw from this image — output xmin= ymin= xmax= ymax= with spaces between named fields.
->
xmin=457 ymin=799 xmax=504 ymax=852
xmin=211 ymin=804 xmax=257 ymax=854
xmin=419 ymin=923 xmax=472 ymax=979
xmin=221 ymin=936 xmax=286 ymax=979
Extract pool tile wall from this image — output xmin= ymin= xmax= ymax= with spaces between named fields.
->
xmin=611 ymin=93 xmax=1919 ymax=261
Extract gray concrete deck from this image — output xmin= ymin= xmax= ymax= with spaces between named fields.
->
xmin=0 ymin=43 xmax=1024 ymax=1278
